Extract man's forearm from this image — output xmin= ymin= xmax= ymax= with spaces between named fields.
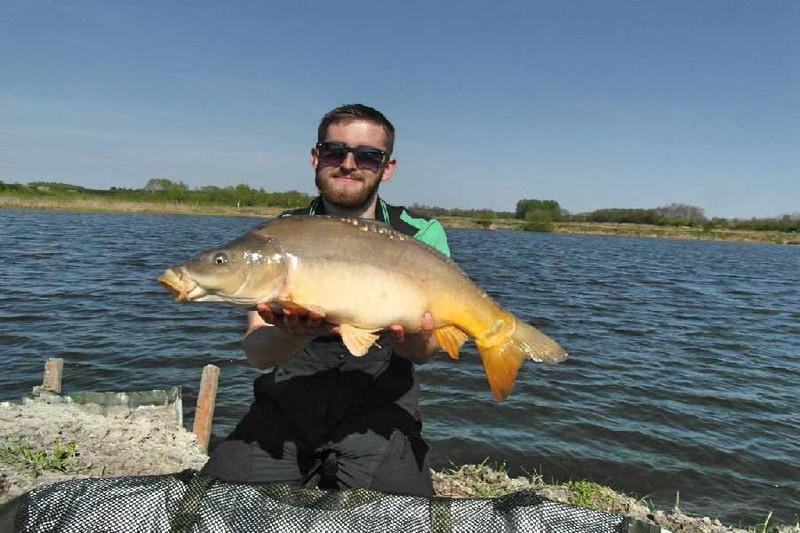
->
xmin=242 ymin=325 xmax=312 ymax=368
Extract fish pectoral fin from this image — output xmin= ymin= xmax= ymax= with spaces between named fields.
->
xmin=339 ymin=324 xmax=381 ymax=357
xmin=433 ymin=326 xmax=469 ymax=360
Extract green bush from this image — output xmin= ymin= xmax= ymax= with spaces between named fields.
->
xmin=522 ymin=210 xmax=554 ymax=232
xmin=516 ymin=199 xmax=561 ymax=221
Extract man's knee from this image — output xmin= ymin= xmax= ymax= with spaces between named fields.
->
xmin=201 ymin=439 xmax=307 ymax=485
xmin=367 ymin=430 xmax=433 ymax=497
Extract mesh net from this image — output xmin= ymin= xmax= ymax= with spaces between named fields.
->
xmin=8 ymin=470 xmax=645 ymax=532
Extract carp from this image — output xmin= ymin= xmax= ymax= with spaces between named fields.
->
xmin=158 ymin=216 xmax=567 ymax=400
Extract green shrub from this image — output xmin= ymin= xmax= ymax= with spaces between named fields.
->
xmin=522 ymin=211 xmax=554 ymax=232
xmin=523 ymin=221 xmax=553 ymax=232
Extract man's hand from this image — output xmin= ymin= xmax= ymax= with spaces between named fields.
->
xmin=253 ymin=303 xmax=339 ymax=338
xmin=246 ymin=305 xmax=439 ymax=366
xmin=243 ymin=304 xmax=336 ymax=368
xmin=386 ymin=312 xmax=439 ymax=364
xmin=385 ymin=312 xmax=434 ymax=344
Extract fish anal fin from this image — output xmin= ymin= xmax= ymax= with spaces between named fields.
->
xmin=433 ymin=326 xmax=469 ymax=360
xmin=339 ymin=324 xmax=381 ymax=357
xmin=476 ymin=339 xmax=526 ymax=401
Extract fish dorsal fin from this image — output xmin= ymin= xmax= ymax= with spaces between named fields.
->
xmin=339 ymin=324 xmax=381 ymax=357
xmin=434 ymin=326 xmax=469 ymax=360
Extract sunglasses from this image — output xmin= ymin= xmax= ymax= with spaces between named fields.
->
xmin=316 ymin=142 xmax=388 ymax=172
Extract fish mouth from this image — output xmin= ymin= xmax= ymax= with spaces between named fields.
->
xmin=158 ymin=268 xmax=199 ymax=302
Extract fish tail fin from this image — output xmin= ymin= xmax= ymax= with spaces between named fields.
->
xmin=476 ymin=316 xmax=567 ymax=401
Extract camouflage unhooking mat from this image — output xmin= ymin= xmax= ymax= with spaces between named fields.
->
xmin=0 ymin=470 xmax=659 ymax=532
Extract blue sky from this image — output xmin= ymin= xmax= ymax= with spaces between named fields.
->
xmin=1 ymin=1 xmax=797 ymax=218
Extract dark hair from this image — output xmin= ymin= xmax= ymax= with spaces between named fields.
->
xmin=317 ymin=104 xmax=395 ymax=155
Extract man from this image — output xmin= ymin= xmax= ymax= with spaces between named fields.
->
xmin=202 ymin=104 xmax=450 ymax=496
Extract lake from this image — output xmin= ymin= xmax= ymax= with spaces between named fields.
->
xmin=1 ymin=208 xmax=798 ymax=523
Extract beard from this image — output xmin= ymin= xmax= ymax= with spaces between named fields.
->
xmin=315 ymin=169 xmax=383 ymax=210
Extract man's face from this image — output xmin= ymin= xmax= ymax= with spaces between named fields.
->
xmin=312 ymin=120 xmax=397 ymax=210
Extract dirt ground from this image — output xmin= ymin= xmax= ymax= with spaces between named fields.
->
xmin=0 ymin=400 xmax=207 ymax=502
xmin=1 ymin=400 xmax=796 ymax=532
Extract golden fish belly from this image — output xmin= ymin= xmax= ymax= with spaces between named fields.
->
xmin=285 ymin=260 xmax=430 ymax=330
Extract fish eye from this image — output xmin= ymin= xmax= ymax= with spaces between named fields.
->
xmin=213 ymin=253 xmax=229 ymax=265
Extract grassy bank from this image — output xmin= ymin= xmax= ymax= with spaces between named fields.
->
xmin=3 ymin=195 xmax=799 ymax=245
xmin=2 ymin=424 xmax=794 ymax=532
xmin=0 ymin=194 xmax=285 ymax=218
xmin=439 ymin=215 xmax=800 ymax=245
xmin=3 ymin=373 xmax=797 ymax=532
xmin=432 ymin=461 xmax=798 ymax=533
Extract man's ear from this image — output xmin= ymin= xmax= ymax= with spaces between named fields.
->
xmin=380 ymin=157 xmax=397 ymax=182
xmin=310 ymin=147 xmax=319 ymax=170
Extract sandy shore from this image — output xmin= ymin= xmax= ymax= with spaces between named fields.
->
xmin=1 ymin=400 xmax=795 ymax=532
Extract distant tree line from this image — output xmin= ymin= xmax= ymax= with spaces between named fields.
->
xmin=2 ymin=180 xmax=797 ymax=232
xmin=568 ymin=202 xmax=799 ymax=232
xmin=410 ymin=203 xmax=513 ymax=220
xmin=569 ymin=203 xmax=706 ymax=227
xmin=717 ymin=215 xmax=800 ymax=233
xmin=411 ymin=196 xmax=798 ymax=233
xmin=138 ymin=179 xmax=312 ymax=208
xmin=0 ymin=179 xmax=313 ymax=209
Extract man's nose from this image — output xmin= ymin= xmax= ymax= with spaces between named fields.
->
xmin=340 ymin=151 xmax=358 ymax=170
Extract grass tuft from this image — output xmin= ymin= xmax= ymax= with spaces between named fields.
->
xmin=758 ymin=510 xmax=773 ymax=533
xmin=433 ymin=458 xmax=543 ymax=498
xmin=0 ymin=440 xmax=78 ymax=475
xmin=566 ymin=480 xmax=614 ymax=510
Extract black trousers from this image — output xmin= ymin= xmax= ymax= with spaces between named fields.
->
xmin=201 ymin=364 xmax=433 ymax=496
xmin=201 ymin=426 xmax=433 ymax=497
xmin=203 ymin=341 xmax=433 ymax=496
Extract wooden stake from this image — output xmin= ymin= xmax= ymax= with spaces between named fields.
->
xmin=193 ymin=364 xmax=219 ymax=453
xmin=43 ymin=358 xmax=64 ymax=393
